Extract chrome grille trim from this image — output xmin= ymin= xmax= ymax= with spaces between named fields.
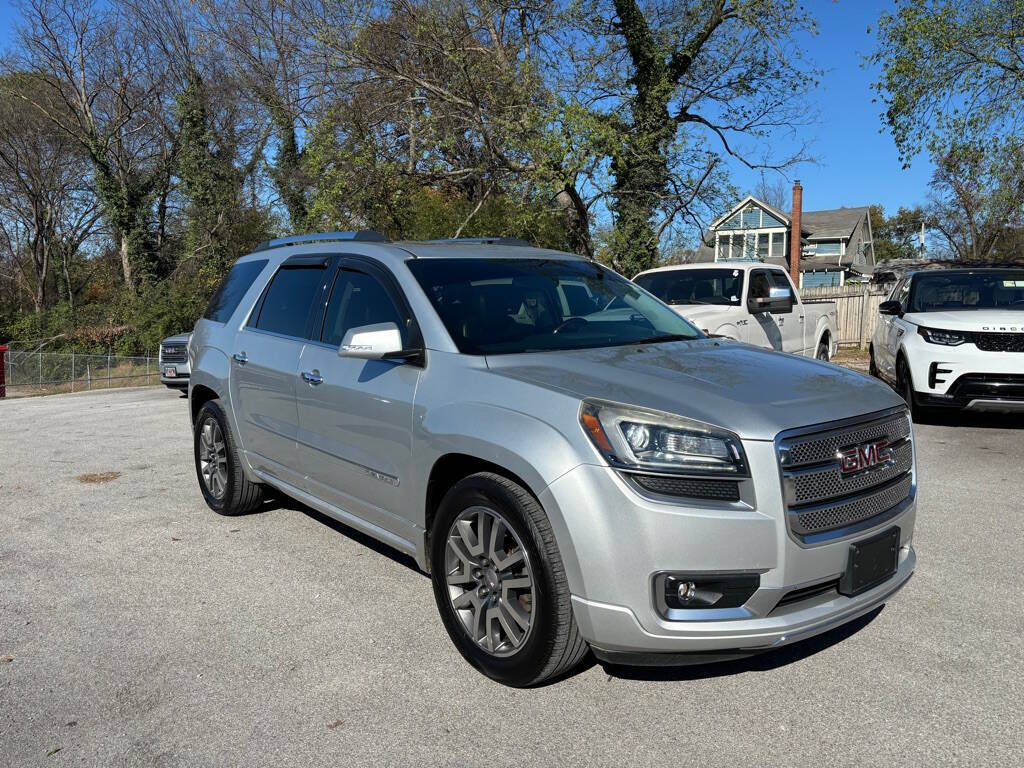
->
xmin=779 ymin=411 xmax=911 ymax=469
xmin=790 ymin=474 xmax=913 ymax=537
xmin=785 ymin=438 xmax=913 ymax=506
xmin=775 ymin=407 xmax=914 ymax=545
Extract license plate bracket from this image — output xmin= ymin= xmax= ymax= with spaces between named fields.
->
xmin=164 ymin=366 xmax=177 ymax=378
xmin=838 ymin=526 xmax=900 ymax=596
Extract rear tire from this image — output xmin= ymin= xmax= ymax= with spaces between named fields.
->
xmin=816 ymin=341 xmax=830 ymax=362
xmin=429 ymin=472 xmax=588 ymax=687
xmin=194 ymin=399 xmax=264 ymax=515
xmin=868 ymin=344 xmax=879 ymax=377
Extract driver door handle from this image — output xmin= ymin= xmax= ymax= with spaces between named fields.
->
xmin=233 ymin=352 xmax=248 ymax=365
xmin=301 ymin=370 xmax=323 ymax=385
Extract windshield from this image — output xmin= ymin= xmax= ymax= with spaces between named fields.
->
xmin=633 ymin=268 xmax=744 ymax=306
xmin=406 ymin=258 xmax=701 ymax=355
xmin=909 ymin=271 xmax=1024 ymax=312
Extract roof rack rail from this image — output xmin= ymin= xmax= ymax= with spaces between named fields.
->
xmin=253 ymin=230 xmax=389 ymax=252
xmin=423 ymin=237 xmax=532 ymax=247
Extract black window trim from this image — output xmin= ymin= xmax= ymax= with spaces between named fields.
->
xmin=309 ymin=254 xmax=426 ymax=365
xmin=246 ymin=254 xmax=334 ymax=341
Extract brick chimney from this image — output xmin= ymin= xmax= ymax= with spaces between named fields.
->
xmin=789 ymin=180 xmax=803 ymax=289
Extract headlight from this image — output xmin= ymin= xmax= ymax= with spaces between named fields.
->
xmin=917 ymin=326 xmax=967 ymax=346
xmin=579 ymin=399 xmax=748 ymax=476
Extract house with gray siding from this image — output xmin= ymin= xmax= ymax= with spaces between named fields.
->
xmin=696 ymin=193 xmax=875 ymax=288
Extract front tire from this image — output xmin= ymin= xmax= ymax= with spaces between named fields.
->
xmin=193 ymin=399 xmax=264 ymax=515
xmin=429 ymin=472 xmax=588 ymax=687
xmin=868 ymin=344 xmax=879 ymax=377
xmin=896 ymin=357 xmax=921 ymax=420
xmin=816 ymin=340 xmax=830 ymax=362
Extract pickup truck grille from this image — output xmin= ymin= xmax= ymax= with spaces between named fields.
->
xmin=776 ymin=409 xmax=914 ymax=544
xmin=160 ymin=344 xmax=187 ymax=364
xmin=971 ymin=332 xmax=1024 ymax=353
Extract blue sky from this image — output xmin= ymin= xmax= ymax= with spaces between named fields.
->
xmin=725 ymin=0 xmax=935 ymax=216
xmin=0 ymin=0 xmax=931 ymax=218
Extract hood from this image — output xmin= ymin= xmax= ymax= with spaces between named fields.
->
xmin=668 ymin=304 xmax=738 ymax=329
xmin=485 ymin=338 xmax=903 ymax=441
xmin=162 ymin=333 xmax=191 ymax=344
xmin=905 ymin=309 xmax=1024 ymax=332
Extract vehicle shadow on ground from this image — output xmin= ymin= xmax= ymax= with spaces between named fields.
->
xmin=263 ymin=488 xmax=424 ymax=575
xmin=915 ymin=410 xmax=1024 ymax=429
xmin=593 ymin=606 xmax=883 ymax=683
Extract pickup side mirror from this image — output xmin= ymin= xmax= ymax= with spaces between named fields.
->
xmin=748 ymin=287 xmax=794 ymax=315
xmin=339 ymin=322 xmax=407 ymax=360
xmin=878 ymin=300 xmax=903 ymax=317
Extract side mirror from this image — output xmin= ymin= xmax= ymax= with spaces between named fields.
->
xmin=878 ymin=300 xmax=903 ymax=317
xmin=748 ymin=287 xmax=794 ymax=315
xmin=339 ymin=322 xmax=404 ymax=359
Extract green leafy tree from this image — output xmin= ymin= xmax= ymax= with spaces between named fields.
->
xmin=870 ymin=0 xmax=1024 ymax=165
xmin=576 ymin=0 xmax=818 ymax=276
xmin=869 ymin=204 xmax=925 ymax=262
xmin=925 ymin=141 xmax=1024 ymax=261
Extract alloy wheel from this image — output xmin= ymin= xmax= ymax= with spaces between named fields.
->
xmin=444 ymin=506 xmax=536 ymax=657
xmin=199 ymin=418 xmax=229 ymax=499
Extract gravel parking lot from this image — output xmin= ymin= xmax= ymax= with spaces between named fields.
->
xmin=2 ymin=386 xmax=1022 ymax=767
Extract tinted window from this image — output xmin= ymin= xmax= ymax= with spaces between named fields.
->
xmin=407 ymin=258 xmax=700 ymax=355
xmin=204 ymin=259 xmax=268 ymax=323
xmin=909 ymin=271 xmax=1024 ymax=312
xmin=322 ymin=269 xmax=405 ymax=347
xmin=253 ymin=265 xmax=325 ymax=337
xmin=634 ymin=268 xmax=744 ymax=306
xmin=749 ymin=271 xmax=772 ymax=299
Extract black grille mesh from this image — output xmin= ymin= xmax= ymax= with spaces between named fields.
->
xmin=631 ymin=474 xmax=740 ymax=501
xmin=972 ymin=332 xmax=1024 ymax=352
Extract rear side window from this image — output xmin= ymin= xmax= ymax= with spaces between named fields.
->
xmin=251 ymin=265 xmax=326 ymax=338
xmin=204 ymin=259 xmax=268 ymax=323
xmin=321 ymin=268 xmax=405 ymax=347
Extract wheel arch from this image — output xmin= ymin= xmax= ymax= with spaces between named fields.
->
xmin=422 ymin=453 xmax=540 ymax=573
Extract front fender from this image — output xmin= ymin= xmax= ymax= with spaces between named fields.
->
xmin=711 ymin=323 xmax=740 ymax=341
xmin=414 ymin=401 xmax=588 ymax=576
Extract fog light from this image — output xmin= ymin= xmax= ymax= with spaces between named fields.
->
xmin=659 ymin=573 xmax=760 ymax=616
xmin=677 ymin=581 xmax=698 ymax=603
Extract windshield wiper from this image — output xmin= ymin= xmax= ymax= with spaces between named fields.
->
xmin=635 ymin=333 xmax=694 ymax=345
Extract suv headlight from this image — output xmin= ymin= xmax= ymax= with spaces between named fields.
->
xmin=579 ymin=399 xmax=748 ymax=476
xmin=917 ymin=326 xmax=967 ymax=346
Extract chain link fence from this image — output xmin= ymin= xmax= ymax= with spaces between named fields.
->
xmin=2 ymin=349 xmax=160 ymax=397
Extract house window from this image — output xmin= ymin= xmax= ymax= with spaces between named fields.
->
xmin=757 ymin=233 xmax=769 ymax=260
xmin=814 ymin=240 xmax=842 ymax=256
xmin=772 ymin=232 xmax=785 ymax=257
xmin=802 ymin=271 xmax=842 ymax=288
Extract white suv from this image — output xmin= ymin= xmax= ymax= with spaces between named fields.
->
xmin=870 ymin=267 xmax=1024 ymax=416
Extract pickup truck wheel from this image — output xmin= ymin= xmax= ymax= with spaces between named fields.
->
xmin=815 ymin=341 xmax=830 ymax=361
xmin=193 ymin=399 xmax=264 ymax=515
xmin=868 ymin=345 xmax=879 ymax=377
xmin=430 ymin=472 xmax=588 ymax=687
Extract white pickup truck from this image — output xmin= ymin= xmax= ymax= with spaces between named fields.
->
xmin=634 ymin=262 xmax=838 ymax=360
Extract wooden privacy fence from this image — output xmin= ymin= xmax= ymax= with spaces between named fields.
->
xmin=801 ymin=284 xmax=891 ymax=349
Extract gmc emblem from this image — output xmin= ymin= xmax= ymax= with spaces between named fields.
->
xmin=839 ymin=438 xmax=891 ymax=474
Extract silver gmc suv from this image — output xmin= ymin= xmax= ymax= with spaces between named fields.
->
xmin=187 ymin=232 xmax=918 ymax=686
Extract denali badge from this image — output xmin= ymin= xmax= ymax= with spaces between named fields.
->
xmin=839 ymin=438 xmax=891 ymax=474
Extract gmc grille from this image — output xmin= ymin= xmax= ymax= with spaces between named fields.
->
xmin=161 ymin=345 xmax=187 ymax=364
xmin=776 ymin=409 xmax=914 ymax=544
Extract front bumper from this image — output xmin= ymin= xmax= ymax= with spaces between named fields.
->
xmin=903 ymin=335 xmax=1024 ymax=409
xmin=159 ymin=361 xmax=191 ymax=387
xmin=539 ymin=442 xmax=917 ymax=656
